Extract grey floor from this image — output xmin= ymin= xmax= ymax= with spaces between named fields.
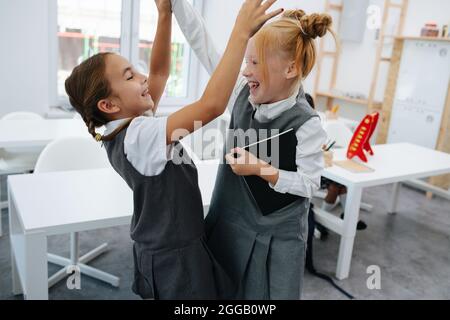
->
xmin=1 ymin=178 xmax=449 ymax=300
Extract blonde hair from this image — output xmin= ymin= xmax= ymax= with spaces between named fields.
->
xmin=254 ymin=10 xmax=337 ymax=83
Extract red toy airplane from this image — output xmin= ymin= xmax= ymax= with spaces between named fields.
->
xmin=347 ymin=112 xmax=379 ymax=163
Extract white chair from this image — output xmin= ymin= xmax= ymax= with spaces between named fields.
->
xmin=0 ymin=112 xmax=43 ymax=236
xmin=2 ymin=111 xmax=43 ymax=120
xmin=33 ymin=136 xmax=119 ymax=288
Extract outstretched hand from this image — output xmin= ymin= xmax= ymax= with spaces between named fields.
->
xmin=322 ymin=146 xmax=334 ymax=168
xmin=235 ymin=0 xmax=284 ymax=38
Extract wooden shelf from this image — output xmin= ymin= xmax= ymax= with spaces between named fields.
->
xmin=313 ymin=0 xmax=408 ymax=113
xmin=327 ymin=3 xmax=342 ymax=10
xmin=388 ymin=3 xmax=404 ymax=9
xmin=395 ymin=36 xmax=450 ymax=43
xmin=316 ymin=91 xmax=382 ymax=109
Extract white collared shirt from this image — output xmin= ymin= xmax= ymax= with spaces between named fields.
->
xmin=173 ymin=0 xmax=327 ymax=198
xmin=104 ymin=115 xmax=173 ymax=176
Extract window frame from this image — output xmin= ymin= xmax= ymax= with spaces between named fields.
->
xmin=50 ymin=0 xmax=203 ymax=111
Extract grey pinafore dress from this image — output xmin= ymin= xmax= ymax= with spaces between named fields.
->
xmin=104 ymin=127 xmax=231 ymax=300
xmin=205 ymin=85 xmax=318 ymax=300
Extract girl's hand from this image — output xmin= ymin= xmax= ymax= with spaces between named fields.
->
xmin=322 ymin=146 xmax=334 ymax=168
xmin=325 ymin=110 xmax=338 ymax=120
xmin=155 ymin=0 xmax=172 ymax=14
xmin=234 ymin=0 xmax=284 ymax=38
xmin=225 ymin=148 xmax=263 ymax=176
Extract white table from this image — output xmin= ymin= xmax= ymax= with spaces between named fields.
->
xmin=8 ymin=161 xmax=219 ymax=300
xmin=318 ymin=143 xmax=450 ymax=280
xmin=0 ymin=119 xmax=92 ymax=236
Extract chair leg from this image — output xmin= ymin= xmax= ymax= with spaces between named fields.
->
xmin=78 ymin=263 xmax=120 ymax=287
xmin=47 ymin=243 xmax=108 ymax=267
xmin=47 ymin=253 xmax=70 ymax=267
xmin=0 ymin=177 xmax=3 ymax=237
xmin=79 ymin=243 xmax=109 ymax=264
xmin=0 ymin=176 xmax=7 ymax=210
xmin=70 ymin=232 xmax=79 ymax=264
xmin=47 ymin=232 xmax=119 ymax=288
xmin=48 ymin=266 xmax=69 ymax=288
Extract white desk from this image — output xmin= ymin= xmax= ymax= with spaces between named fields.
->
xmin=318 ymin=143 xmax=450 ymax=280
xmin=8 ymin=161 xmax=219 ymax=300
xmin=0 ymin=119 xmax=92 ymax=237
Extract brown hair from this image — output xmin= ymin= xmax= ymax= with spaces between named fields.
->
xmin=253 ymin=9 xmax=337 ymax=83
xmin=65 ymin=52 xmax=132 ymax=142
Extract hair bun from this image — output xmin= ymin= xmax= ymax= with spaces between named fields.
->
xmin=300 ymin=13 xmax=333 ymax=39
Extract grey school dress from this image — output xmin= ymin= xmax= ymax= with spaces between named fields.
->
xmin=104 ymin=127 xmax=232 ymax=300
xmin=205 ymin=85 xmax=318 ymax=300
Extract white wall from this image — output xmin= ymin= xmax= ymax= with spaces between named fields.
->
xmin=0 ymin=0 xmax=54 ymax=118
xmin=404 ymin=0 xmax=450 ymax=36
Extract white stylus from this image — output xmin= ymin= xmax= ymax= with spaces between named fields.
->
xmin=242 ymin=128 xmax=294 ymax=149
xmin=232 ymin=128 xmax=294 ymax=158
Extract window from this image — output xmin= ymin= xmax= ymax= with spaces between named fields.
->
xmin=57 ymin=0 xmax=123 ymax=98
xmin=138 ymin=0 xmax=194 ymax=99
xmin=54 ymin=0 xmax=201 ymax=108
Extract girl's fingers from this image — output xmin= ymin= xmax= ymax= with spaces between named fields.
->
xmin=225 ymin=153 xmax=236 ymax=164
xmin=263 ymin=8 xmax=284 ymax=21
xmin=252 ymin=0 xmax=264 ymax=7
xmin=245 ymin=0 xmax=263 ymax=12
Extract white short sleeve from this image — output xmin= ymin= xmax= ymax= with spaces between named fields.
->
xmin=123 ymin=116 xmax=172 ymax=176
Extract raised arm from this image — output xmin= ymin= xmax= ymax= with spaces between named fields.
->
xmin=171 ymin=0 xmax=221 ymax=75
xmin=166 ymin=0 xmax=283 ymax=145
xmin=148 ymin=0 xmax=173 ymax=113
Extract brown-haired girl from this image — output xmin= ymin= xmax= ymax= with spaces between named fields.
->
xmin=65 ymin=0 xmax=283 ymax=300
xmin=173 ymin=0 xmax=335 ymax=299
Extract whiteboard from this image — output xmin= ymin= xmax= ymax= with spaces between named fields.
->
xmin=387 ymin=40 xmax=450 ymax=149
